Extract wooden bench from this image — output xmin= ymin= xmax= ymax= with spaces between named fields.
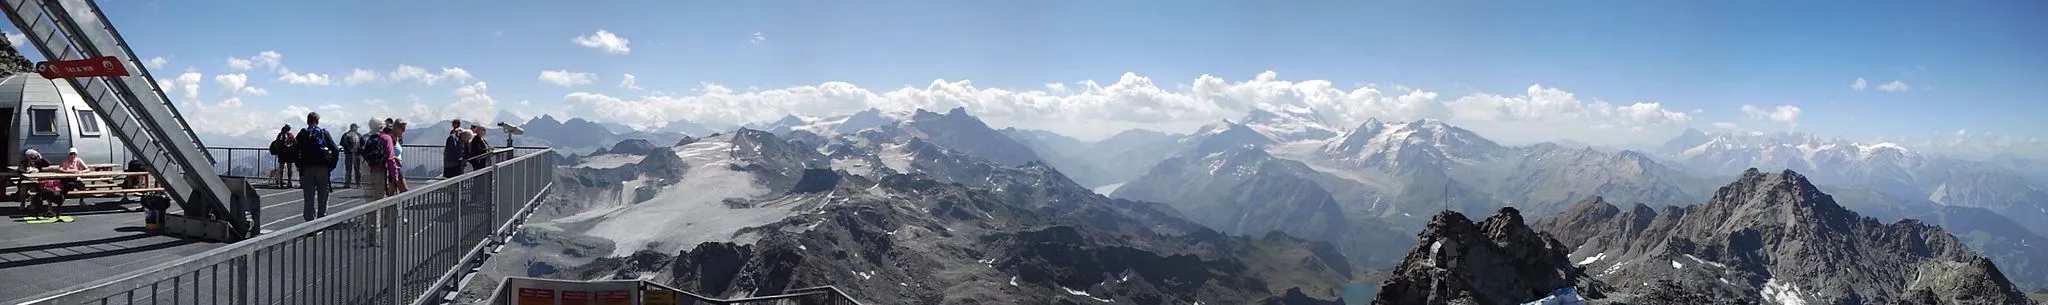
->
xmin=12 ymin=171 xmax=160 ymax=206
xmin=70 ymin=188 xmax=165 ymax=196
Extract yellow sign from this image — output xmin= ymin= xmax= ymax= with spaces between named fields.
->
xmin=642 ymin=290 xmax=680 ymax=305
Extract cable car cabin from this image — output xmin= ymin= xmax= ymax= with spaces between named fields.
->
xmin=0 ymin=73 xmax=129 ymax=169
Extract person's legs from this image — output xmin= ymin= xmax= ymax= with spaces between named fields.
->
xmin=299 ymin=166 xmax=317 ymax=221
xmin=361 ymin=161 xmax=387 ymax=201
xmin=344 ymin=153 xmax=360 ymax=184
xmin=312 ymin=166 xmax=332 ymax=218
xmin=360 ymin=161 xmax=386 ymax=246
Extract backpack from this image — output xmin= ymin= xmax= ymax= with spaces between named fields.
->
xmin=295 ymin=126 xmax=339 ymax=168
xmin=268 ymin=138 xmax=289 ymax=156
xmin=359 ymin=133 xmax=391 ymax=170
xmin=271 ymin=137 xmax=297 ymax=163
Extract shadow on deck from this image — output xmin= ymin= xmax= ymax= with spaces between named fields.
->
xmin=0 ymin=179 xmax=432 ymax=299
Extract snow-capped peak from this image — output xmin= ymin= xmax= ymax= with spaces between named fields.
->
xmin=1320 ymin=118 xmax=1502 ymax=172
xmin=1237 ymin=105 xmax=1339 ymax=143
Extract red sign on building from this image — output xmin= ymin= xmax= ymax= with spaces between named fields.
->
xmin=36 ymin=56 xmax=129 ymax=79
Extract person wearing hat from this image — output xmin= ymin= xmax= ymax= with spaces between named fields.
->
xmin=57 ymin=147 xmax=90 ymax=174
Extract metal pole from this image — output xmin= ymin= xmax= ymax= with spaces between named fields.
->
xmin=386 ymin=204 xmax=402 ymax=305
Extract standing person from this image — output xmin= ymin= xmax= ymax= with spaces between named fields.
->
xmin=358 ymin=119 xmax=393 ymax=200
xmin=442 ymin=120 xmax=468 ymax=178
xmin=294 ymin=112 xmax=341 ymax=223
xmin=270 ymin=125 xmax=296 ymax=187
xmin=358 ymin=118 xmax=394 ymax=247
xmin=340 ymin=123 xmax=362 ymax=186
xmin=467 ymin=125 xmax=490 ymax=171
xmin=387 ymin=119 xmax=411 ymax=194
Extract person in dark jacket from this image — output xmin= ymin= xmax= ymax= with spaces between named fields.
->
xmin=270 ymin=125 xmax=296 ymax=187
xmin=442 ymin=120 xmax=467 ymax=178
xmin=466 ymin=125 xmax=490 ymax=171
xmin=340 ymin=123 xmax=361 ymax=186
xmin=295 ymin=112 xmax=340 ymax=222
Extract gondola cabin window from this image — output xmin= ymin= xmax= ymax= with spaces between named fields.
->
xmin=29 ymin=107 xmax=57 ymax=136
xmin=75 ymin=108 xmax=100 ymax=137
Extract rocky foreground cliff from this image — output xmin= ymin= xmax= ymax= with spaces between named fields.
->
xmin=1371 ymin=207 xmax=1611 ymax=305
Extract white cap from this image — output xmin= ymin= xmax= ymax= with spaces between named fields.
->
xmin=67 ymin=147 xmax=78 ymax=154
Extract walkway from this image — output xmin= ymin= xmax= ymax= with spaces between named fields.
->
xmin=0 ymin=181 xmax=427 ymax=300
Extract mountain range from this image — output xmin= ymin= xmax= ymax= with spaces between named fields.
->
xmin=452 ymin=105 xmax=2046 ymax=304
xmin=460 ymin=108 xmax=1363 ymax=304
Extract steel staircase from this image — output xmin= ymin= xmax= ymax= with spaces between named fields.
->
xmin=0 ymin=0 xmax=247 ymax=236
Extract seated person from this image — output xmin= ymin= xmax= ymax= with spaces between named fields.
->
xmin=121 ymin=160 xmax=148 ymax=188
xmin=19 ymin=148 xmax=50 ymax=171
xmin=57 ymin=148 xmax=90 ymax=173
xmin=17 ymin=149 xmax=65 ymax=217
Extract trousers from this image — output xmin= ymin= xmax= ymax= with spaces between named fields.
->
xmin=299 ymin=165 xmax=334 ymax=221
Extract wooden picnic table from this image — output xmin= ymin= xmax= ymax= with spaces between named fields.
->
xmin=10 ymin=170 xmax=161 ymax=205
xmin=7 ymin=163 xmax=118 ymax=173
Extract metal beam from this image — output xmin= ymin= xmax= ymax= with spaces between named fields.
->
xmin=0 ymin=0 xmax=246 ymax=237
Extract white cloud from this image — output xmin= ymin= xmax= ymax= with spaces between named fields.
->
xmin=560 ymin=71 xmax=1696 ymax=145
xmin=1851 ymin=78 xmax=1868 ymax=91
xmin=277 ymin=68 xmax=332 ymax=86
xmin=3 ymin=31 xmax=22 ymax=48
xmin=749 ymin=32 xmax=767 ymax=45
xmin=1711 ymin=122 xmax=1741 ymax=131
xmin=446 ymin=82 xmax=499 ymax=123
xmin=225 ymin=51 xmax=283 ymax=72
xmin=1740 ymin=104 xmax=1802 ymax=130
xmin=1878 ymin=80 xmax=1910 ymax=92
xmin=538 ymin=70 xmax=596 ymax=87
xmin=572 ymin=29 xmax=631 ymax=55
xmin=620 ymin=74 xmax=642 ymax=90
xmin=144 ymin=57 xmax=168 ymax=70
xmin=213 ymin=73 xmax=268 ymax=96
xmin=163 ymin=71 xmax=204 ymax=101
xmin=385 ymin=64 xmax=473 ymax=86
xmin=342 ymin=69 xmax=380 ymax=85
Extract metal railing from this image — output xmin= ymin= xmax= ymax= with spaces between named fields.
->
xmin=11 ymin=148 xmax=557 ymax=305
xmin=648 ymin=282 xmax=864 ymax=305
xmin=484 ymin=277 xmax=863 ymax=305
xmin=206 ymin=145 xmax=546 ymax=186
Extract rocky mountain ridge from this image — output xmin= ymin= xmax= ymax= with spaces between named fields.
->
xmin=1657 ymin=129 xmax=2048 ymax=238
xmin=1534 ymin=169 xmax=2035 ymax=305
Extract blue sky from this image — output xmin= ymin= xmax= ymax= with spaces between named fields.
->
xmin=7 ymin=0 xmax=2044 ymax=146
